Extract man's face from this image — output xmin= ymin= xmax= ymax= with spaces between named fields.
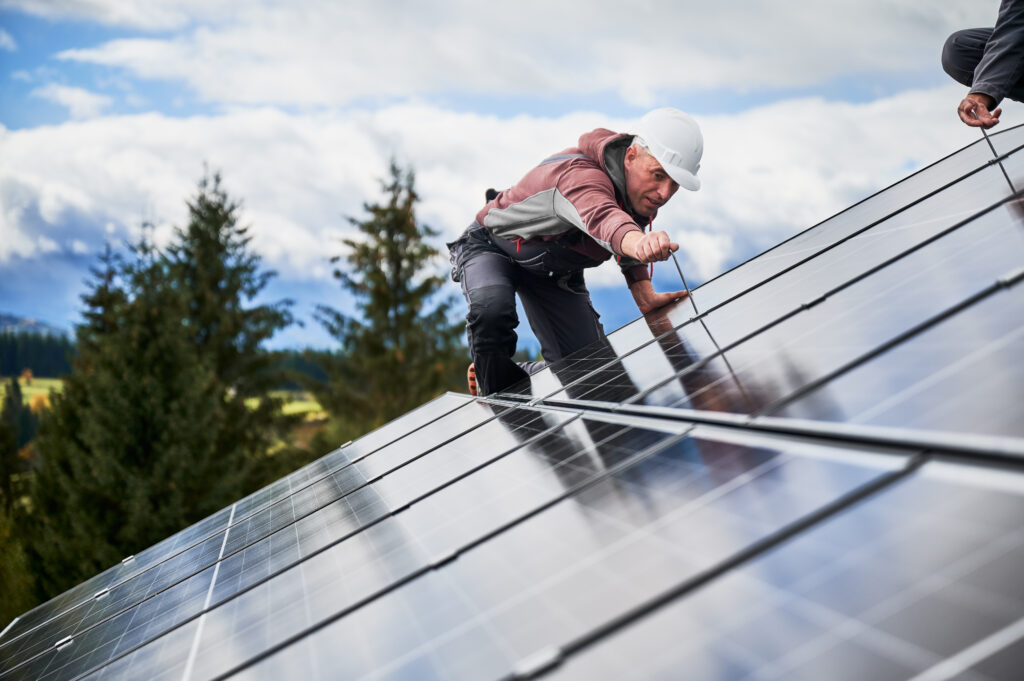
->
xmin=623 ymin=145 xmax=679 ymax=217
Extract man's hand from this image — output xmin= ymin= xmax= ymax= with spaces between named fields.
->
xmin=629 ymin=279 xmax=688 ymax=315
xmin=958 ymin=93 xmax=1001 ymax=128
xmin=621 ymin=230 xmax=678 ymax=263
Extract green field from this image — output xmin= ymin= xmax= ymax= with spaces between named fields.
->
xmin=248 ymin=391 xmax=327 ymax=422
xmin=0 ymin=378 xmax=324 ymax=420
xmin=0 ymin=377 xmax=64 ymax=409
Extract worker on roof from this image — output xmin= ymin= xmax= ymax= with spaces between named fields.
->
xmin=942 ymin=0 xmax=1024 ymax=129
xmin=448 ymin=108 xmax=703 ymax=396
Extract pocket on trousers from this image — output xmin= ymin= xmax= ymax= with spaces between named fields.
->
xmin=514 ymin=252 xmax=552 ymax=277
xmin=446 ymin=237 xmax=466 ymax=282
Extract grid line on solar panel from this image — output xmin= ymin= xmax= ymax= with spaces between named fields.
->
xmin=499 ymin=165 xmax=1024 ymax=406
xmin=904 ymin=617 xmax=1024 ymax=681
xmin=179 ymin=503 xmax=237 ymax=681
xmin=752 ymin=266 xmax=1024 ymax=422
xmin=0 ymin=401 xmax=510 ymax=677
xmin=763 ymin=296 xmax=1024 ymax=450
xmin=0 ymin=506 xmax=236 ymax=649
xmin=196 ymin=424 xmax=909 ymax=681
xmin=491 ymin=453 xmax=927 ymax=680
xmin=194 ymin=425 xmax=694 ymax=681
xmin=55 ymin=416 xmax=688 ymax=681
xmin=568 ymin=187 xmax=1024 ymax=415
xmin=535 ymin=459 xmax=1024 ymax=681
xmin=615 ymin=403 xmax=1024 ymax=466
xmin=549 ymin=374 xmax=1024 ymax=462
xmin=5 ymin=408 xmax=593 ymax=681
xmin=0 ymin=395 xmax=476 ymax=651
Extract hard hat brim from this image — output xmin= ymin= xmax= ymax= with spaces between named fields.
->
xmin=664 ymin=164 xmax=701 ymax=192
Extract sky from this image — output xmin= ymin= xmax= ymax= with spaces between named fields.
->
xmin=0 ymin=0 xmax=1019 ymax=350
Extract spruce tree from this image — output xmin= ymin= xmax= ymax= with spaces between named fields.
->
xmin=314 ymin=161 xmax=467 ymax=439
xmin=24 ymin=175 xmax=301 ymax=599
xmin=164 ymin=173 xmax=299 ymax=480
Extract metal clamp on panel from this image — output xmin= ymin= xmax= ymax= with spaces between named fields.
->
xmin=121 ymin=555 xmax=135 ymax=564
xmin=427 ymin=549 xmax=458 ymax=569
xmin=997 ymin=266 xmax=1024 ymax=288
xmin=800 ymin=295 xmax=826 ymax=310
xmin=55 ymin=636 xmax=74 ymax=651
xmin=93 ymin=587 xmax=110 ymax=600
xmin=511 ymin=646 xmax=562 ymax=679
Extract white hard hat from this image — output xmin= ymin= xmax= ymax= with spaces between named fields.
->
xmin=636 ymin=108 xmax=703 ymax=191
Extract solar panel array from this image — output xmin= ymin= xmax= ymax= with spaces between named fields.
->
xmin=2 ymin=126 xmax=1023 ymax=681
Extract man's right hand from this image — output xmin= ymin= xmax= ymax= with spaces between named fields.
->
xmin=959 ymin=93 xmax=1001 ymax=128
xmin=621 ymin=230 xmax=678 ymax=263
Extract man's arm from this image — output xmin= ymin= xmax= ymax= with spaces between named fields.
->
xmin=629 ymin=278 xmax=688 ymax=315
xmin=621 ymin=230 xmax=689 ymax=313
xmin=959 ymin=0 xmax=1024 ymax=128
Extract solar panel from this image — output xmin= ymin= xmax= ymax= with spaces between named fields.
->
xmin=542 ymin=461 xmax=1024 ymax=681
xmin=2 ymin=124 xmax=1022 ymax=681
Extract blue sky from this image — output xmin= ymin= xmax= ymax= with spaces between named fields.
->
xmin=0 ymin=1 xmax=1018 ymax=350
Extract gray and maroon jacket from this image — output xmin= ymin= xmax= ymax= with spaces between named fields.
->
xmin=474 ymin=128 xmax=652 ymax=285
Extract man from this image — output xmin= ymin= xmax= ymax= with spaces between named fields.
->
xmin=448 ymin=107 xmax=703 ymax=396
xmin=942 ymin=0 xmax=1024 ymax=128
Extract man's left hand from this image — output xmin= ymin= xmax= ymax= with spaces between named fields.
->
xmin=958 ymin=93 xmax=1001 ymax=128
xmin=629 ymin=279 xmax=688 ymax=315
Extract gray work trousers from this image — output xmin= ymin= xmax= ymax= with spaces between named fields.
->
xmin=449 ymin=228 xmax=605 ymax=396
xmin=942 ymin=26 xmax=1024 ymax=103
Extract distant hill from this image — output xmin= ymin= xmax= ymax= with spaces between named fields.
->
xmin=0 ymin=313 xmax=70 ymax=338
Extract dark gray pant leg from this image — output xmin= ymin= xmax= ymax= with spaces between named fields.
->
xmin=519 ymin=271 xmax=646 ymax=403
xmin=943 ymin=27 xmax=1024 ymax=102
xmin=458 ymin=251 xmax=531 ymax=395
xmin=517 ymin=270 xmax=604 ymax=362
xmin=943 ymin=28 xmax=992 ymax=88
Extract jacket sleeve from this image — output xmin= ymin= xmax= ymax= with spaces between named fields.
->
xmin=554 ymin=160 xmax=642 ymax=256
xmin=971 ymin=0 xmax=1024 ymax=105
xmin=620 ymin=261 xmax=651 ymax=286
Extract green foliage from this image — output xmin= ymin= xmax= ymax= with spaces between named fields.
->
xmin=0 ymin=376 xmax=36 ymax=510
xmin=22 ymin=173 xmax=309 ymax=600
xmin=313 ymin=161 xmax=467 ymax=441
xmin=0 ymin=507 xmax=36 ymax=631
xmin=0 ymin=331 xmax=75 ymax=378
xmin=270 ymin=349 xmax=330 ymax=390
xmin=2 ymin=377 xmax=39 ymax=450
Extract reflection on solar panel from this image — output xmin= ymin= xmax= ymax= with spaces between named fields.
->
xmin=2 ymin=127 xmax=1023 ymax=681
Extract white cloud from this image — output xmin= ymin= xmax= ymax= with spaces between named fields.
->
xmin=0 ymin=28 xmax=16 ymax=51
xmin=0 ymin=0 xmax=243 ymax=30
xmin=51 ymin=1 xmax=998 ymax=107
xmin=31 ymin=84 xmax=113 ymax=119
xmin=675 ymin=230 xmax=733 ymax=282
xmin=71 ymin=239 xmax=89 ymax=254
xmin=2 ymin=84 xmax=1018 ymax=294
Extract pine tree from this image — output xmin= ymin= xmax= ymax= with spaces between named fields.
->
xmin=314 ymin=161 xmax=467 ymax=439
xmin=23 ymin=175 xmax=303 ymax=599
